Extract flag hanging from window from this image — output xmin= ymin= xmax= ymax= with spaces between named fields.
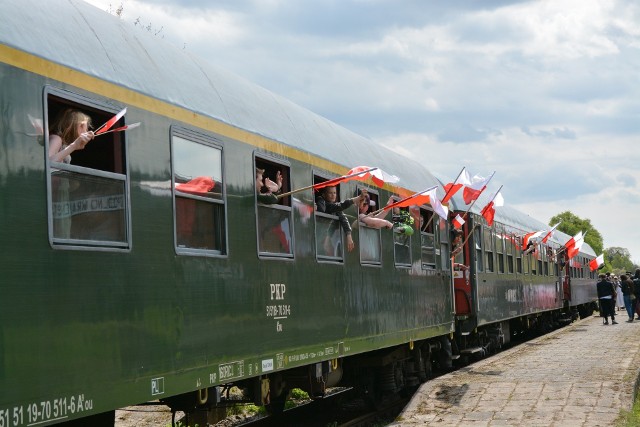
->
xmin=462 ymin=171 xmax=495 ymax=204
xmin=589 ymin=254 xmax=605 ymax=271
xmin=480 ymin=190 xmax=504 ymax=226
xmin=452 ymin=214 xmax=465 ymax=229
xmin=541 ymin=222 xmax=561 ymax=243
xmin=313 ymin=166 xmax=399 ymax=190
xmin=522 ymin=230 xmax=543 ymax=250
xmin=384 ymin=186 xmax=449 ymax=220
xmin=441 ymin=167 xmax=469 ymax=204
xmin=565 ymin=231 xmax=585 ymax=259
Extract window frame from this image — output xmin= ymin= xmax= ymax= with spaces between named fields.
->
xmin=356 ymin=186 xmax=383 ymax=267
xmin=313 ymin=170 xmax=346 ymax=264
xmin=44 ymin=86 xmax=132 ymax=251
xmin=393 ymin=204 xmax=413 ymax=268
xmin=419 ymin=207 xmax=437 ymax=270
xmin=255 ymin=153 xmax=294 ymax=259
xmin=171 ymin=126 xmax=228 ymax=257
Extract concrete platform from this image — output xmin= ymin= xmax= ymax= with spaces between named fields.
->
xmin=392 ymin=314 xmax=640 ymax=426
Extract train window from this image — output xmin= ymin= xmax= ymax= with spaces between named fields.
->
xmin=537 ymin=244 xmax=546 ymax=276
xmin=515 ymin=235 xmax=523 ymax=274
xmin=505 ymin=231 xmax=515 ymax=274
xmin=256 ymin=156 xmax=293 ymax=257
xmin=438 ymin=216 xmax=450 ymax=271
xmin=496 ymin=225 xmax=505 ymax=274
xmin=530 ymin=251 xmax=538 ymax=275
xmin=314 ymin=174 xmax=346 ymax=262
xmin=46 ymin=90 xmax=130 ymax=249
xmin=172 ymin=130 xmax=226 ymax=255
xmin=420 ymin=208 xmax=436 ymax=270
xmin=393 ymin=206 xmax=413 ymax=267
xmin=474 ymin=226 xmax=484 ymax=272
xmin=357 ymin=189 xmax=383 ymax=266
xmin=483 ymin=226 xmax=494 ymax=272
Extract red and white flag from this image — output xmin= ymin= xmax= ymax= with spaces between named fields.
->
xmin=522 ymin=230 xmax=543 ymax=250
xmin=541 ymin=222 xmax=561 ymax=243
xmin=95 ymin=107 xmax=127 ymax=135
xmin=175 ymin=176 xmax=215 ymax=195
xmin=452 ymin=214 xmax=465 ymax=229
xmin=441 ymin=167 xmax=470 ymax=204
xmin=462 ymin=171 xmax=495 ymax=204
xmin=480 ymin=190 xmax=504 ymax=226
xmin=313 ymin=166 xmax=399 ymax=190
xmin=589 ymin=254 xmax=605 ymax=271
xmin=565 ymin=231 xmax=585 ymax=259
xmin=95 ymin=122 xmax=140 ymax=135
xmin=384 ymin=186 xmax=449 ymax=220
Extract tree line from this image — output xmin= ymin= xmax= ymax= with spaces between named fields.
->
xmin=550 ymin=211 xmax=637 ymax=274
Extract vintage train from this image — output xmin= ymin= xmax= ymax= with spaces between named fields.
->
xmin=0 ymin=0 xmax=597 ymax=425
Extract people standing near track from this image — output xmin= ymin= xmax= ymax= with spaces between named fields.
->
xmin=614 ymin=276 xmax=625 ymax=311
xmin=620 ymin=274 xmax=636 ymax=322
xmin=633 ymin=269 xmax=640 ymax=320
xmin=597 ymin=273 xmax=617 ymax=325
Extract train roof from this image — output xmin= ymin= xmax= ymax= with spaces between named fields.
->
xmin=0 ymin=0 xmax=441 ymax=193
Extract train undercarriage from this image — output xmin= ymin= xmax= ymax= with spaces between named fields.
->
xmin=66 ymin=303 xmax=597 ymax=427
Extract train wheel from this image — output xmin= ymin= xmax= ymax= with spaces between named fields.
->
xmin=265 ymin=388 xmax=289 ymax=414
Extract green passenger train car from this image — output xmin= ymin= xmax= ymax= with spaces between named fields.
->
xmin=1 ymin=0 xmax=456 ymax=424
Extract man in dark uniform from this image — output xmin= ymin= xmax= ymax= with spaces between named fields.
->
xmin=597 ymin=273 xmax=617 ymax=325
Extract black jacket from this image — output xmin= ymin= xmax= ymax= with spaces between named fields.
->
xmin=596 ymin=279 xmax=615 ymax=299
xmin=315 ymin=195 xmax=354 ymax=235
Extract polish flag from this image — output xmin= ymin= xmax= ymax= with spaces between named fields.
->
xmin=441 ymin=168 xmax=470 ymax=204
xmin=95 ymin=122 xmax=140 ymax=135
xmin=589 ymin=254 xmax=605 ymax=271
xmin=565 ymin=231 xmax=585 ymax=259
xmin=452 ymin=214 xmax=465 ymax=229
xmin=462 ymin=172 xmax=495 ymax=205
xmin=522 ymin=230 xmax=543 ymax=250
xmin=541 ymin=222 xmax=561 ymax=243
xmin=564 ymin=231 xmax=582 ymax=251
xmin=480 ymin=190 xmax=504 ymax=227
xmin=95 ymin=107 xmax=127 ymax=135
xmin=175 ymin=176 xmax=215 ymax=195
xmin=313 ymin=166 xmax=399 ymax=190
xmin=385 ymin=186 xmax=449 ymax=220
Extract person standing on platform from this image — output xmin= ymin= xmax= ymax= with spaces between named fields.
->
xmin=620 ymin=274 xmax=635 ymax=322
xmin=633 ymin=269 xmax=640 ymax=320
xmin=614 ymin=276 xmax=625 ymax=311
xmin=597 ymin=274 xmax=617 ymax=325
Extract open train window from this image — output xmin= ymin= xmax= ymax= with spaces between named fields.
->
xmin=45 ymin=89 xmax=130 ymax=249
xmin=393 ymin=205 xmax=412 ymax=268
xmin=256 ymin=156 xmax=293 ymax=258
xmin=357 ymin=188 xmax=383 ymax=266
xmin=420 ymin=208 xmax=436 ymax=270
xmin=313 ymin=173 xmax=346 ymax=262
xmin=515 ymin=235 xmax=523 ymax=274
xmin=172 ymin=128 xmax=226 ymax=256
xmin=438 ymin=215 xmax=450 ymax=271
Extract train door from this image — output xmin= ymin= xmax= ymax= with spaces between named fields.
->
xmin=561 ymin=252 xmax=571 ymax=302
xmin=452 ymin=218 xmax=473 ymax=315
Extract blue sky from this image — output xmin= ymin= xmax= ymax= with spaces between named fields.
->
xmin=85 ymin=0 xmax=640 ymax=262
